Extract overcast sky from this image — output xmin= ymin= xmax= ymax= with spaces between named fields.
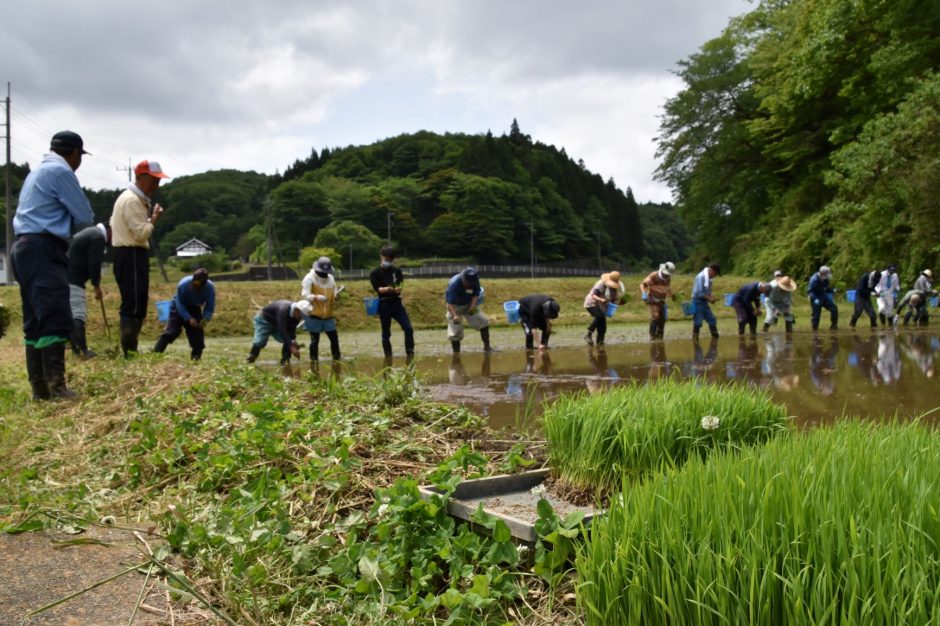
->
xmin=2 ymin=0 xmax=751 ymax=203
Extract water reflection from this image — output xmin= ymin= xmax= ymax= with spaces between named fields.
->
xmin=809 ymin=335 xmax=838 ymax=396
xmin=876 ymin=334 xmax=902 ymax=385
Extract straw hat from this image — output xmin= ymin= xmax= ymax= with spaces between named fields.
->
xmin=923 ymin=269 xmax=933 ymax=279
xmin=777 ymin=276 xmax=797 ymax=292
xmin=602 ymin=271 xmax=621 ymax=288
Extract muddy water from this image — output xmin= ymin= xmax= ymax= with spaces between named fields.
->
xmin=398 ymin=332 xmax=940 ymax=429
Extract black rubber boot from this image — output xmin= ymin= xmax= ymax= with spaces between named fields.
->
xmin=119 ymin=318 xmax=138 ymax=357
xmin=657 ymin=319 xmax=666 ymax=339
xmin=762 ymin=322 xmax=770 ymax=333
xmin=26 ymin=345 xmax=50 ymax=400
xmin=42 ymin=342 xmax=77 ymax=400
xmin=785 ymin=321 xmax=794 ymax=334
xmin=649 ymin=320 xmax=658 ymax=340
xmin=382 ymin=339 xmax=393 ymax=358
xmin=738 ymin=322 xmax=746 ymax=336
xmin=709 ymin=325 xmax=720 ymax=338
xmin=692 ymin=326 xmax=700 ymax=339
xmin=71 ymin=319 xmax=96 ymax=358
xmin=309 ymin=332 xmax=320 ymax=361
xmin=480 ymin=326 xmax=493 ymax=352
xmin=247 ymin=344 xmax=262 ymax=363
xmin=879 ymin=313 xmax=886 ymax=326
xmin=153 ymin=333 xmax=171 ymax=353
xmin=326 ymin=330 xmax=341 ymax=360
xmin=451 ymin=340 xmax=461 ymax=353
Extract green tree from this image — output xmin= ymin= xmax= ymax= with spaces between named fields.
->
xmin=313 ymin=221 xmax=384 ymax=270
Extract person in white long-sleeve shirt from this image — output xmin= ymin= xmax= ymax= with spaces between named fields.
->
xmin=874 ymin=265 xmax=900 ymax=326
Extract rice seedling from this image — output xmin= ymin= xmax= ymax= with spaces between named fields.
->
xmin=578 ymin=419 xmax=940 ymax=626
xmin=542 ymin=378 xmax=789 ymax=494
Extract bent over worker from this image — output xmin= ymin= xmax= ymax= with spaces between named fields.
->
xmin=518 ymin=294 xmax=560 ymax=351
xmin=446 ymin=267 xmax=491 ymax=353
xmin=153 ymin=268 xmax=215 ymax=360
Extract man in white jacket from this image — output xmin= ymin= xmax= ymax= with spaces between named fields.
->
xmin=875 ymin=265 xmax=900 ymax=326
xmin=301 ymin=256 xmax=341 ymax=360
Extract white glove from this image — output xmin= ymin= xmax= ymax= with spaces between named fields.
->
xmin=313 ymin=294 xmax=328 ymax=303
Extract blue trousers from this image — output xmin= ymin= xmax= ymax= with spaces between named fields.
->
xmin=692 ymin=300 xmax=718 ymax=331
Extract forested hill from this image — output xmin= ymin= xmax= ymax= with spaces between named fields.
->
xmin=258 ymin=122 xmax=648 ymax=266
xmin=3 ymin=123 xmax=690 ymax=268
xmin=657 ymin=0 xmax=940 ymax=285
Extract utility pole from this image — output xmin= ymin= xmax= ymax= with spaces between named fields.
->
xmin=4 ymin=83 xmax=12 ymax=284
xmin=264 ymin=198 xmax=273 ymax=281
xmin=387 ymin=211 xmax=393 ymax=245
xmin=348 ymin=243 xmax=353 ymax=272
xmin=116 ymin=157 xmax=131 ymax=182
xmin=530 ymin=219 xmax=535 ymax=278
xmin=597 ymin=231 xmax=602 ymax=271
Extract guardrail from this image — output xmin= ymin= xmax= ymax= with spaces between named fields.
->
xmin=334 ymin=264 xmax=605 ymax=280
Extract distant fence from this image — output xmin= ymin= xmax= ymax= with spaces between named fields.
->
xmin=334 ymin=264 xmax=605 ymax=280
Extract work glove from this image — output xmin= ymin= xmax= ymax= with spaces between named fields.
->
xmin=313 ymin=294 xmax=328 ymax=303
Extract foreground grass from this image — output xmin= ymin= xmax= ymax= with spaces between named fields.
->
xmin=578 ymin=420 xmax=940 ymax=626
xmin=0 ymin=345 xmax=579 ymax=625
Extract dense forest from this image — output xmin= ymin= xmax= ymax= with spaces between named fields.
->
xmin=3 ymin=122 xmax=688 ymax=269
xmin=656 ymin=0 xmax=940 ymax=285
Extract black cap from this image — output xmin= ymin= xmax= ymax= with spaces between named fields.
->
xmin=50 ymin=130 xmax=89 ymax=155
xmin=543 ymin=298 xmax=560 ymax=319
xmin=709 ymin=263 xmax=721 ymax=276
xmin=460 ymin=267 xmax=479 ymax=284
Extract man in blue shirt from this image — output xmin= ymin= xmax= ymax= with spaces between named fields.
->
xmin=731 ymin=281 xmax=770 ymax=335
xmin=153 ymin=268 xmax=216 ymax=360
xmin=12 ymin=131 xmax=94 ymax=400
xmin=691 ymin=264 xmax=721 ymax=339
xmin=807 ymin=265 xmax=838 ymax=331
xmin=445 ymin=267 xmax=491 ymax=352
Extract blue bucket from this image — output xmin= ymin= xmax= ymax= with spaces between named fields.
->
xmin=364 ymin=297 xmax=379 ymax=316
xmin=681 ymin=301 xmax=695 ymax=316
xmin=605 ymin=302 xmax=618 ymax=317
xmin=503 ymin=300 xmax=520 ymax=324
xmin=641 ymin=292 xmax=648 ymax=302
xmin=846 ymin=290 xmax=856 ymax=303
xmin=931 ymin=296 xmax=939 ymax=308
xmin=156 ymin=300 xmax=171 ymax=322
xmin=723 ymin=293 xmax=734 ymax=307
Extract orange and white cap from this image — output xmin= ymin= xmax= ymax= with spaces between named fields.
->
xmin=134 ymin=160 xmax=169 ymax=179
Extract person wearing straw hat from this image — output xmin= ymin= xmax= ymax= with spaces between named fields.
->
xmin=583 ymin=270 xmax=625 ymax=346
xmin=301 ymin=256 xmax=342 ymax=361
xmin=12 ymin=131 xmax=95 ymax=400
xmin=67 ymin=222 xmax=111 ymax=359
xmin=153 ymin=268 xmax=215 ymax=360
xmin=807 ymin=265 xmax=838 ymax=331
xmin=445 ymin=267 xmax=491 ymax=352
xmin=518 ymin=294 xmax=560 ymax=351
xmin=246 ymin=299 xmax=312 ymax=365
xmin=110 ymin=159 xmax=170 ymax=357
xmin=762 ymin=275 xmax=797 ymax=334
xmin=691 ymin=264 xmax=721 ymax=339
xmin=849 ymin=269 xmax=881 ymax=330
xmin=914 ymin=269 xmax=934 ymax=293
xmin=640 ymin=262 xmax=675 ymax=340
xmin=369 ymin=245 xmax=414 ymax=358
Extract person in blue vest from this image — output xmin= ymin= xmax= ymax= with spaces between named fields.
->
xmin=691 ymin=264 xmax=721 ymax=339
xmin=12 ymin=131 xmax=95 ymax=400
xmin=731 ymin=281 xmax=770 ymax=335
xmin=807 ymin=265 xmax=838 ymax=331
xmin=445 ymin=267 xmax=491 ymax=353
xmin=153 ymin=268 xmax=216 ymax=360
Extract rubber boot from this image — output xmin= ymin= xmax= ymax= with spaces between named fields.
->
xmin=382 ymin=339 xmax=393 ymax=358
xmin=481 ymin=326 xmax=493 ymax=352
xmin=656 ymin=319 xmax=666 ymax=340
xmin=762 ymin=322 xmax=770 ymax=333
xmin=326 ymin=330 xmax=341 ymax=360
xmin=247 ymin=344 xmax=262 ymax=363
xmin=709 ymin=325 xmax=720 ymax=338
xmin=71 ymin=319 xmax=96 ymax=359
xmin=692 ymin=326 xmax=700 ymax=340
xmin=190 ymin=349 xmax=202 ymax=361
xmin=309 ymin=332 xmax=320 ymax=361
xmin=42 ymin=342 xmax=77 ymax=400
xmin=25 ymin=345 xmax=50 ymax=400
xmin=879 ymin=313 xmax=886 ymax=326
xmin=785 ymin=321 xmax=793 ymax=334
xmin=738 ymin=322 xmax=746 ymax=336
xmin=451 ymin=340 xmax=461 ymax=353
xmin=153 ymin=333 xmax=171 ymax=354
xmin=649 ymin=320 xmax=658 ymax=340
xmin=119 ymin=318 xmax=138 ymax=357
xmin=584 ymin=330 xmax=594 ymax=346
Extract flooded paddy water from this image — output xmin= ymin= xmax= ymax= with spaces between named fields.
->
xmin=339 ymin=330 xmax=940 ymax=429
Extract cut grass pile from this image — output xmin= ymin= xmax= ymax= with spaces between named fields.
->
xmin=543 ymin=379 xmax=790 ymax=493
xmin=578 ymin=420 xmax=940 ymax=626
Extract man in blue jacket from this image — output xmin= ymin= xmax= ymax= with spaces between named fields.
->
xmin=445 ymin=267 xmax=491 ymax=353
xmin=12 ymin=131 xmax=94 ymax=400
xmin=808 ymin=265 xmax=838 ymax=331
xmin=731 ymin=281 xmax=770 ymax=335
xmin=153 ymin=268 xmax=216 ymax=360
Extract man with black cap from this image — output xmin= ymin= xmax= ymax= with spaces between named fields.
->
xmin=517 ymin=294 xmax=560 ymax=351
xmin=110 ymin=160 xmax=169 ymax=356
xmin=12 ymin=131 xmax=94 ymax=399
xmin=369 ymin=245 xmax=414 ymax=358
xmin=153 ymin=268 xmax=216 ymax=360
xmin=445 ymin=267 xmax=491 ymax=352
xmin=67 ymin=222 xmax=111 ymax=358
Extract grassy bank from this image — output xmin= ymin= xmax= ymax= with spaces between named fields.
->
xmin=0 ymin=273 xmax=826 ymax=342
